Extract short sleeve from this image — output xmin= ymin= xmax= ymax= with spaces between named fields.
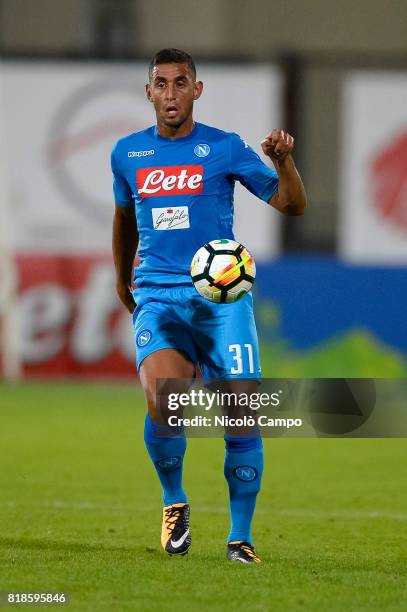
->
xmin=229 ymin=133 xmax=279 ymax=203
xmin=111 ymin=143 xmax=133 ymax=207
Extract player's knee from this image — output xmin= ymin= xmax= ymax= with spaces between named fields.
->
xmin=143 ymin=381 xmax=180 ymax=422
xmin=138 ymin=373 xmax=157 ymax=417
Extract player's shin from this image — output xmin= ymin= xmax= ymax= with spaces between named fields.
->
xmin=224 ymin=435 xmax=264 ymax=545
xmin=144 ymin=413 xmax=187 ymax=506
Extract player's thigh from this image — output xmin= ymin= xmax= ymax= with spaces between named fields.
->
xmin=134 ymin=300 xmax=198 ymax=420
xmin=139 ymin=348 xmax=195 ymax=419
xmin=194 ymin=293 xmax=261 ymax=380
xmin=134 ymin=301 xmax=198 ymax=370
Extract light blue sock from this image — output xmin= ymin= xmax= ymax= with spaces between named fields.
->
xmin=224 ymin=435 xmax=264 ymax=544
xmin=144 ymin=413 xmax=187 ymax=506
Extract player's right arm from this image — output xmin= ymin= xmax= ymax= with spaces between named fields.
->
xmin=112 ymin=205 xmax=138 ymax=314
xmin=111 ymin=142 xmax=138 ymax=314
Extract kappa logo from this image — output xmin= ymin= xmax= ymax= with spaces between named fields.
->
xmin=128 ymin=149 xmax=155 ymax=158
xmin=136 ymin=329 xmax=152 ymax=347
xmin=136 ymin=165 xmax=203 ymax=197
xmin=194 ymin=143 xmax=210 ymax=158
xmin=234 ymin=466 xmax=258 ymax=482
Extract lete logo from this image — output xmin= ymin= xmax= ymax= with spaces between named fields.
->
xmin=370 ymin=131 xmax=407 ymax=232
xmin=136 ymin=165 xmax=203 ymax=197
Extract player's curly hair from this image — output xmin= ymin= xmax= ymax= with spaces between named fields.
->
xmin=148 ymin=48 xmax=196 ymax=81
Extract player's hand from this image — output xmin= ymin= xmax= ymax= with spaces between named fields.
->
xmin=261 ymin=129 xmax=294 ymax=163
xmin=116 ymin=281 xmax=136 ymax=314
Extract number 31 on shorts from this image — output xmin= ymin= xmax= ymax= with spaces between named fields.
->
xmin=228 ymin=343 xmax=255 ymax=374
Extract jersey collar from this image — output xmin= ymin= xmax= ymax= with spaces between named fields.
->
xmin=153 ymin=122 xmax=201 ymax=143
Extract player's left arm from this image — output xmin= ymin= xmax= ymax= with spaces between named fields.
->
xmin=261 ymin=130 xmax=307 ymax=216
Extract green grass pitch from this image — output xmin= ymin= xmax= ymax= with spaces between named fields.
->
xmin=0 ymin=382 xmax=406 ymax=611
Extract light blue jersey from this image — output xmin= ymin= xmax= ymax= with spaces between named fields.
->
xmin=112 ymin=122 xmax=278 ymax=375
xmin=111 ymin=122 xmax=278 ymax=287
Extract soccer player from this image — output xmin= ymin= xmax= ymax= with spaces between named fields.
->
xmin=112 ymin=48 xmax=306 ymax=563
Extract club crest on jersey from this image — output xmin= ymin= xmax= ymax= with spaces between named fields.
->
xmin=194 ymin=143 xmax=210 ymax=158
xmin=136 ymin=165 xmax=203 ymax=198
xmin=137 ymin=329 xmax=152 ymax=347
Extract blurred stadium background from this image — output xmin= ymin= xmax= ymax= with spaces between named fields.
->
xmin=1 ymin=0 xmax=407 ymax=380
xmin=0 ymin=3 xmax=406 ymax=610
xmin=0 ymin=0 xmax=407 ymax=377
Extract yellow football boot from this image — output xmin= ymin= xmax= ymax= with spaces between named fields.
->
xmin=161 ymin=503 xmax=191 ymax=556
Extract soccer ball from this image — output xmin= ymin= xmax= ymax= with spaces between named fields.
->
xmin=190 ymin=239 xmax=256 ymax=303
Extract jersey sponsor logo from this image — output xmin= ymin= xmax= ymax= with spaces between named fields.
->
xmin=136 ymin=165 xmax=203 ymax=197
xmin=234 ymin=466 xmax=258 ymax=482
xmin=194 ymin=143 xmax=210 ymax=157
xmin=152 ymin=206 xmax=190 ymax=230
xmin=136 ymin=329 xmax=152 ymax=347
xmin=128 ymin=149 xmax=155 ymax=158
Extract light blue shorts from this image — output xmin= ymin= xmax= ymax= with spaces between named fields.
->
xmin=132 ymin=285 xmax=261 ymax=380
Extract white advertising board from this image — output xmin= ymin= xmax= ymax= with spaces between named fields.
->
xmin=1 ymin=61 xmax=282 ymax=259
xmin=340 ymin=72 xmax=407 ymax=263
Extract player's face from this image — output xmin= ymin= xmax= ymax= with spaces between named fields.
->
xmin=146 ymin=63 xmax=203 ymax=130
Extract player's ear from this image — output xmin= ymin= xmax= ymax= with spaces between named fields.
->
xmin=145 ymin=83 xmax=153 ymax=102
xmin=193 ymin=80 xmax=203 ymax=101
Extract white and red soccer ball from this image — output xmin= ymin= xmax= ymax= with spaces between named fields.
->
xmin=190 ymin=239 xmax=256 ymax=303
